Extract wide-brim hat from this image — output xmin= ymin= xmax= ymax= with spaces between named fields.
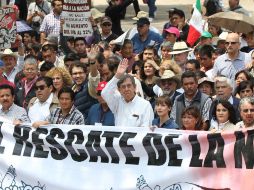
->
xmin=158 ymin=70 xmax=181 ymax=88
xmin=132 ymin=11 xmax=148 ymax=20
xmin=91 ymin=8 xmax=105 ymax=20
xmin=169 ymin=41 xmax=192 ymax=55
xmin=0 ymin=49 xmax=18 ymax=60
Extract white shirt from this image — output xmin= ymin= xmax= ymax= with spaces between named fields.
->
xmin=101 ymin=76 xmax=154 ymax=127
xmin=28 ymin=93 xmax=53 ymax=123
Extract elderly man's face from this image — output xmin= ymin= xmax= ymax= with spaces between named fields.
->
xmin=118 ymin=78 xmax=136 ymax=102
xmin=160 ymin=79 xmax=177 ymax=95
xmin=240 ymin=102 xmax=254 ymax=127
xmin=215 ymin=81 xmax=232 ymax=100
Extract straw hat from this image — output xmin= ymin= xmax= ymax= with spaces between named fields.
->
xmin=169 ymin=41 xmax=192 ymax=55
xmin=0 ymin=49 xmax=18 ymax=60
xmin=90 ymin=8 xmax=105 ymax=20
xmin=132 ymin=11 xmax=148 ymax=20
xmin=159 ymin=70 xmax=181 ymax=88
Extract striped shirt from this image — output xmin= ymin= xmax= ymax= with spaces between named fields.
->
xmin=0 ymin=103 xmax=30 ymax=123
xmin=40 ymin=12 xmax=61 ymax=36
xmin=49 ymin=106 xmax=85 ymax=125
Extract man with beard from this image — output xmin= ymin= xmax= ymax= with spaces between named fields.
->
xmin=170 ymin=41 xmax=192 ymax=71
xmin=157 ymin=70 xmax=181 ymax=104
xmin=170 ymin=71 xmax=212 ymax=128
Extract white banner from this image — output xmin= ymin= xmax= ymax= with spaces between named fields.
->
xmin=62 ymin=0 xmax=93 ymax=37
xmin=0 ymin=121 xmax=253 ymax=190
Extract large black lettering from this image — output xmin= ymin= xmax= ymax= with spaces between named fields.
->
xmin=189 ymin=135 xmax=203 ymax=167
xmin=0 ymin=122 xmax=5 ymax=154
xmin=204 ymin=133 xmax=226 ymax=168
xmin=64 ymin=129 xmax=88 ymax=162
xmin=234 ymin=130 xmax=254 ymax=169
xmin=102 ymin=131 xmax=122 ymax=164
xmin=164 ymin=134 xmax=182 ymax=166
xmin=32 ymin=128 xmax=49 ymax=158
xmin=46 ymin=128 xmax=68 ymax=160
xmin=119 ymin=132 xmax=139 ymax=165
xmin=85 ymin=130 xmax=109 ymax=163
xmin=12 ymin=125 xmax=32 ymax=156
xmin=143 ymin=133 xmax=166 ymax=166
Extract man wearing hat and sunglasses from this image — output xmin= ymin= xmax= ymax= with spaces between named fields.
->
xmin=170 ymin=41 xmax=192 ymax=70
xmin=131 ymin=17 xmax=163 ymax=54
xmin=157 ymin=70 xmax=181 ymax=104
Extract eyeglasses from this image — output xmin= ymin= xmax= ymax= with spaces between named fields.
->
xmin=225 ymin=41 xmax=238 ymax=45
xmin=241 ymin=109 xmax=254 ymax=113
xmin=35 ymin=85 xmax=47 ymax=91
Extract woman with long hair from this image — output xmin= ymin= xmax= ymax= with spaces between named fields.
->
xmin=209 ymin=99 xmax=238 ymax=132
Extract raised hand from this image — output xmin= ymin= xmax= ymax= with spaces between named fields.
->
xmin=115 ymin=58 xmax=129 ymax=78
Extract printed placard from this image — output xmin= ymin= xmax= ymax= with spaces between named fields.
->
xmin=62 ymin=0 xmax=92 ymax=37
xmin=0 ymin=6 xmax=17 ymax=49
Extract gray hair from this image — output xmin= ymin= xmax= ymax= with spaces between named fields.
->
xmin=214 ymin=76 xmax=233 ymax=89
xmin=117 ymin=74 xmax=136 ymax=88
xmin=160 ymin=41 xmax=173 ymax=49
xmin=24 ymin=57 xmax=37 ymax=65
xmin=239 ymin=97 xmax=254 ymax=110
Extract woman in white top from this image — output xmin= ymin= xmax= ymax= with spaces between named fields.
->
xmin=209 ymin=99 xmax=239 ymax=132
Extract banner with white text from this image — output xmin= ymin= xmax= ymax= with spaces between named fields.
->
xmin=0 ymin=121 xmax=253 ymax=190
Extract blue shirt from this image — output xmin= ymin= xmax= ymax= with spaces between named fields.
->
xmin=152 ymin=118 xmax=179 ymax=129
xmin=131 ymin=30 xmax=163 ymax=54
xmin=86 ymin=103 xmax=115 ymax=126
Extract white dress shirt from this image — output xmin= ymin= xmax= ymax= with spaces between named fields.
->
xmin=101 ymin=76 xmax=154 ymax=127
xmin=28 ymin=93 xmax=53 ymax=123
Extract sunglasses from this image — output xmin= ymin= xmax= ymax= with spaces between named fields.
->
xmin=35 ymin=85 xmax=47 ymax=91
xmin=225 ymin=41 xmax=238 ymax=45
xmin=97 ymin=91 xmax=101 ymax=96
xmin=242 ymin=109 xmax=254 ymax=113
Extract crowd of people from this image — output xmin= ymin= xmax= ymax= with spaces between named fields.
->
xmin=0 ymin=0 xmax=254 ymax=132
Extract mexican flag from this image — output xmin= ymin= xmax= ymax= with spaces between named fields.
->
xmin=187 ymin=0 xmax=203 ymax=47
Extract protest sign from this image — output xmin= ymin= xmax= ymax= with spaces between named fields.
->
xmin=0 ymin=121 xmax=253 ymax=190
xmin=62 ymin=0 xmax=93 ymax=37
xmin=0 ymin=6 xmax=16 ymax=49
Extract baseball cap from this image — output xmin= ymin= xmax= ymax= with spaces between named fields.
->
xmin=164 ymin=27 xmax=180 ymax=38
xmin=101 ymin=16 xmax=112 ymax=24
xmin=136 ymin=17 xmax=150 ymax=26
xmin=201 ymin=31 xmax=213 ymax=38
xmin=96 ymin=81 xmax=108 ymax=91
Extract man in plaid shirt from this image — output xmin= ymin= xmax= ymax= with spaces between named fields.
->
xmin=40 ymin=0 xmax=63 ymax=44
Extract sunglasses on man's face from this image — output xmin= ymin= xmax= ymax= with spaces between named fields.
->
xmin=35 ymin=85 xmax=47 ymax=91
xmin=102 ymin=23 xmax=112 ymax=27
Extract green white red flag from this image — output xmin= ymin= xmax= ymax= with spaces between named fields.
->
xmin=187 ymin=0 xmax=203 ymax=47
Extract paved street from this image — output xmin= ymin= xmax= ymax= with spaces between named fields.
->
xmin=92 ymin=0 xmax=254 ymax=33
